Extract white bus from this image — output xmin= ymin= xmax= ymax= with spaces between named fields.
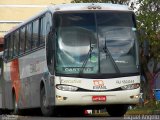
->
xmin=2 ymin=3 xmax=140 ymax=117
xmin=0 ymin=51 xmax=3 ymax=113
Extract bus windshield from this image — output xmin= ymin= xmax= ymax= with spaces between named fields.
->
xmin=54 ymin=11 xmax=139 ymax=76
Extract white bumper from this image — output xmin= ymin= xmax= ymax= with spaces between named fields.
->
xmin=55 ymin=88 xmax=140 ymax=106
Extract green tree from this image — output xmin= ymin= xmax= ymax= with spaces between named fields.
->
xmin=136 ymin=0 xmax=160 ymax=101
xmin=137 ymin=0 xmax=160 ymax=33
xmin=136 ymin=0 xmax=160 ymax=61
xmin=71 ymin=0 xmax=130 ymax=5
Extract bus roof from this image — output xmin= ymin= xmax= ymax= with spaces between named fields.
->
xmin=5 ymin=3 xmax=132 ymax=36
xmin=49 ymin=3 xmax=131 ymax=12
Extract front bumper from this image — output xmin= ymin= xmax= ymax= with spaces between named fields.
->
xmin=55 ymin=88 xmax=140 ymax=106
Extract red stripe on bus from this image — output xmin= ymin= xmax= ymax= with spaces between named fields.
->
xmin=10 ymin=59 xmax=21 ymax=102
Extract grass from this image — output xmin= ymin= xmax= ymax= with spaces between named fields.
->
xmin=126 ymin=108 xmax=153 ymax=115
xmin=126 ymin=100 xmax=160 ymax=115
xmin=86 ymin=100 xmax=160 ymax=116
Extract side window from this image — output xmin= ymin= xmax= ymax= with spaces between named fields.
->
xmin=32 ymin=19 xmax=39 ymax=48
xmin=13 ymin=30 xmax=19 ymax=56
xmin=20 ymin=27 xmax=26 ymax=54
xmin=4 ymin=36 xmax=9 ymax=60
xmin=8 ymin=35 xmax=13 ymax=59
xmin=26 ymin=23 xmax=32 ymax=51
xmin=39 ymin=16 xmax=45 ymax=46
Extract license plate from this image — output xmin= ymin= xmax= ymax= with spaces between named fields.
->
xmin=92 ymin=96 xmax=106 ymax=102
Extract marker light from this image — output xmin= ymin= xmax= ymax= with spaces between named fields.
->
xmin=87 ymin=5 xmax=102 ymax=10
xmin=88 ymin=6 xmax=92 ymax=9
xmin=97 ymin=6 xmax=102 ymax=9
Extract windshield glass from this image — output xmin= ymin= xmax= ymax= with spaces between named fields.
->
xmin=54 ymin=11 xmax=139 ymax=76
xmin=55 ymin=13 xmax=98 ymax=74
xmin=97 ymin=12 xmax=138 ymax=74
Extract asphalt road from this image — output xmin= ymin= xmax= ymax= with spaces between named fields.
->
xmin=1 ymin=110 xmax=160 ymax=120
xmin=0 ymin=115 xmax=125 ymax=120
xmin=1 ymin=114 xmax=160 ymax=120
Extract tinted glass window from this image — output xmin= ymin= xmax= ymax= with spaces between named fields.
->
xmin=55 ymin=12 xmax=98 ymax=74
xmin=26 ymin=23 xmax=32 ymax=51
xmin=32 ymin=20 xmax=39 ymax=48
xmin=4 ymin=36 xmax=9 ymax=59
xmin=13 ymin=31 xmax=19 ymax=56
xmin=97 ymin=12 xmax=138 ymax=74
xmin=54 ymin=11 xmax=139 ymax=76
xmin=97 ymin=12 xmax=135 ymax=27
xmin=8 ymin=35 xmax=13 ymax=59
xmin=20 ymin=27 xmax=26 ymax=54
xmin=55 ymin=12 xmax=95 ymax=31
xmin=40 ymin=17 xmax=45 ymax=45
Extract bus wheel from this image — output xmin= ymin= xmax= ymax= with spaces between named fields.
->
xmin=40 ymin=87 xmax=54 ymax=116
xmin=12 ymin=93 xmax=19 ymax=115
xmin=106 ymin=104 xmax=128 ymax=117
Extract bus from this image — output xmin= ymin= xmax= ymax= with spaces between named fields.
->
xmin=0 ymin=51 xmax=3 ymax=113
xmin=2 ymin=3 xmax=140 ymax=117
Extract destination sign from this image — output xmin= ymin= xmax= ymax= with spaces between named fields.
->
xmin=62 ymin=67 xmax=93 ymax=72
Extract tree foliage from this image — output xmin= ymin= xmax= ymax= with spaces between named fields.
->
xmin=135 ymin=0 xmax=160 ymax=100
xmin=136 ymin=0 xmax=160 ymax=61
xmin=71 ymin=0 xmax=130 ymax=5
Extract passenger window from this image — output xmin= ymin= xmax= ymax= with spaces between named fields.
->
xmin=32 ymin=20 xmax=39 ymax=48
xmin=20 ymin=27 xmax=26 ymax=54
xmin=8 ymin=35 xmax=13 ymax=59
xmin=13 ymin=31 xmax=19 ymax=56
xmin=26 ymin=23 xmax=32 ymax=51
xmin=4 ymin=36 xmax=9 ymax=60
xmin=40 ymin=17 xmax=45 ymax=45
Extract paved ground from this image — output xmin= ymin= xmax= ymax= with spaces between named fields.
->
xmin=0 ymin=115 xmax=125 ymax=120
xmin=1 ymin=114 xmax=160 ymax=120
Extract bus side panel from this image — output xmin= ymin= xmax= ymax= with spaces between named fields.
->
xmin=19 ymin=77 xmax=32 ymax=109
xmin=3 ymin=63 xmax=14 ymax=109
xmin=0 ymin=64 xmax=2 ymax=109
xmin=4 ymin=81 xmax=13 ymax=109
xmin=30 ymin=74 xmax=44 ymax=108
xmin=18 ymin=48 xmax=49 ymax=109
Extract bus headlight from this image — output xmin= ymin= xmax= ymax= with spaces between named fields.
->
xmin=121 ymin=83 xmax=140 ymax=90
xmin=56 ymin=85 xmax=78 ymax=91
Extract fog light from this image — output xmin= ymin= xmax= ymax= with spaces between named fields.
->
xmin=130 ymin=94 xmax=141 ymax=99
xmin=56 ymin=95 xmax=67 ymax=101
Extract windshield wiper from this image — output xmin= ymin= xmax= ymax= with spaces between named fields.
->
xmin=79 ymin=39 xmax=94 ymax=75
xmin=103 ymin=37 xmax=120 ymax=73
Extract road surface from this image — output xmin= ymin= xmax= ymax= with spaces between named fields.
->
xmin=0 ymin=115 xmax=125 ymax=120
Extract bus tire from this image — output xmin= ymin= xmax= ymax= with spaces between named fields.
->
xmin=106 ymin=104 xmax=128 ymax=117
xmin=12 ymin=93 xmax=19 ymax=115
xmin=40 ymin=87 xmax=54 ymax=116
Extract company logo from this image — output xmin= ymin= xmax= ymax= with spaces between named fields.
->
xmin=93 ymin=80 xmax=104 ymax=86
xmin=93 ymin=80 xmax=107 ymax=90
